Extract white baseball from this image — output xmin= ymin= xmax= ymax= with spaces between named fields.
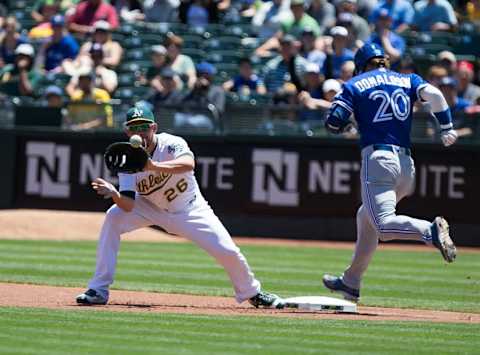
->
xmin=129 ymin=135 xmax=143 ymax=148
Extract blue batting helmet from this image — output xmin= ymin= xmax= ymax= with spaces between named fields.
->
xmin=354 ymin=43 xmax=385 ymax=74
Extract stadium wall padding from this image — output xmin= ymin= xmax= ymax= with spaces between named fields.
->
xmin=2 ymin=127 xmax=480 ymax=246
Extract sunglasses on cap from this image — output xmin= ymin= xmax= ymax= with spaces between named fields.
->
xmin=125 ymin=123 xmax=152 ymax=133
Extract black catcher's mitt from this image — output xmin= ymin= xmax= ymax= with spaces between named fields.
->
xmin=104 ymin=142 xmax=149 ymax=174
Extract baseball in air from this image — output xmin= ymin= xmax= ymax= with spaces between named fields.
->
xmin=129 ymin=135 xmax=143 ymax=148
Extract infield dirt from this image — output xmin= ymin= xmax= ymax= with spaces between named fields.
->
xmin=1 ymin=209 xmax=479 ymax=323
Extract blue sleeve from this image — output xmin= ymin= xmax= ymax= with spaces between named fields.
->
xmin=410 ymin=73 xmax=428 ymax=102
xmin=67 ymin=37 xmax=79 ymax=58
xmin=325 ymin=83 xmax=354 ymax=132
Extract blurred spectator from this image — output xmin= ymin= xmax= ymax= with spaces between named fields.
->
xmin=149 ymin=67 xmax=183 ymax=106
xmin=335 ymin=0 xmax=370 ymax=42
xmin=0 ymin=17 xmax=27 ymax=67
xmin=89 ymin=43 xmax=118 ymax=93
xmin=67 ymin=69 xmax=113 ymax=128
xmin=164 ymin=33 xmax=197 ymax=90
xmin=436 ymin=50 xmax=457 ymax=75
xmin=143 ymin=0 xmax=179 ymax=23
xmin=412 ymin=0 xmax=457 ymax=32
xmin=183 ymin=61 xmax=225 ymax=113
xmin=426 ymin=64 xmax=448 ymax=87
xmin=437 ymin=76 xmax=473 ymax=138
xmin=255 ymin=0 xmax=321 ymax=56
xmin=223 ymin=57 xmax=267 ymax=95
xmin=262 ymin=35 xmax=308 ymax=94
xmin=40 ymin=15 xmax=79 ymax=72
xmin=339 ymin=60 xmax=355 ymax=82
xmin=298 ymin=62 xmax=330 ymax=119
xmin=68 ymin=0 xmax=119 ymax=36
xmin=252 ymin=0 xmax=292 ymax=41
xmin=179 ymin=61 xmax=224 ymax=130
xmin=438 ymin=76 xmax=472 ymax=113
xmin=31 ymin=0 xmax=61 ymax=24
xmin=322 ymin=78 xmax=342 ymax=102
xmin=111 ymin=0 xmax=145 ymax=22
xmin=369 ymin=0 xmax=414 ymax=33
xmin=299 ymin=27 xmax=326 ymax=69
xmin=456 ymin=60 xmax=480 ymax=104
xmin=179 ymin=0 xmax=220 ymax=25
xmin=142 ymin=45 xmax=169 ymax=91
xmin=307 ymin=0 xmax=336 ymax=35
xmin=44 ymin=85 xmax=64 ymax=107
xmin=78 ymin=21 xmax=123 ymax=69
xmin=397 ymin=56 xmax=417 ymax=74
xmin=465 ymin=0 xmax=480 ymax=23
xmin=0 ymin=44 xmax=40 ymax=97
xmin=29 ymin=0 xmax=61 ymax=40
xmin=283 ymin=0 xmax=321 ymax=38
xmin=322 ymin=26 xmax=354 ymax=79
xmin=365 ymin=9 xmax=405 ymax=66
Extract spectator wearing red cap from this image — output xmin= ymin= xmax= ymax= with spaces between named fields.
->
xmin=68 ymin=0 xmax=119 ymax=35
xmin=456 ymin=61 xmax=480 ymax=105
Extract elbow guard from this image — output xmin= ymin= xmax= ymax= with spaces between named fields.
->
xmin=325 ymin=103 xmax=352 ymax=134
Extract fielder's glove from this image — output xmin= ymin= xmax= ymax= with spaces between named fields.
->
xmin=440 ymin=128 xmax=458 ymax=147
xmin=104 ymin=142 xmax=149 ymax=174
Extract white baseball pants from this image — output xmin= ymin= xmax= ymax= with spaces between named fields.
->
xmin=88 ymin=197 xmax=261 ymax=303
xmin=342 ymin=145 xmax=433 ymax=290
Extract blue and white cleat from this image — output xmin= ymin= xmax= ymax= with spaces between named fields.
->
xmin=432 ymin=217 xmax=456 ymax=263
xmin=322 ymin=275 xmax=360 ymax=303
xmin=76 ymin=289 xmax=108 ymax=305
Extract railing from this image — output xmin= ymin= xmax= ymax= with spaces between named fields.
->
xmin=3 ymin=97 xmax=480 ymax=144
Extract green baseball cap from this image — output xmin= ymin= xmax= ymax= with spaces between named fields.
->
xmin=125 ymin=105 xmax=155 ymax=125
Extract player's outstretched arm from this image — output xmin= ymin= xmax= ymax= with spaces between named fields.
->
xmin=419 ymin=83 xmax=458 ymax=147
xmin=91 ymin=177 xmax=135 ymax=212
xmin=144 ymin=155 xmax=195 ymax=174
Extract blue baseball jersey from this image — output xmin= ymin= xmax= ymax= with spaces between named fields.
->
xmin=331 ymin=68 xmax=428 ymax=148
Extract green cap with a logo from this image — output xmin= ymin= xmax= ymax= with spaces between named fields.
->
xmin=125 ymin=105 xmax=155 ymax=125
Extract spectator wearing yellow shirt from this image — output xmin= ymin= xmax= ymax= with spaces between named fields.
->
xmin=466 ymin=0 xmax=480 ymax=22
xmin=66 ymin=70 xmax=113 ymax=129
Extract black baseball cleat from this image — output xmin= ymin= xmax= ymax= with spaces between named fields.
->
xmin=322 ymin=274 xmax=360 ymax=303
xmin=76 ymin=289 xmax=108 ymax=305
xmin=248 ymin=291 xmax=285 ymax=309
xmin=431 ymin=217 xmax=456 ymax=263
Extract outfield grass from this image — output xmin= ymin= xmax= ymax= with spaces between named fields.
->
xmin=0 ymin=239 xmax=478 ymax=313
xmin=0 ymin=307 xmax=479 ymax=355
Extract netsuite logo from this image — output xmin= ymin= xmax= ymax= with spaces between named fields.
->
xmin=25 ymin=142 xmax=71 ymax=198
xmin=251 ymin=149 xmax=299 ymax=207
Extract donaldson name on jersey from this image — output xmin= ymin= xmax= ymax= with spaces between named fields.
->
xmin=333 ymin=68 xmax=428 ymax=148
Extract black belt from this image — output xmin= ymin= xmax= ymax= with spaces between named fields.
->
xmin=372 ymin=144 xmax=411 ymax=156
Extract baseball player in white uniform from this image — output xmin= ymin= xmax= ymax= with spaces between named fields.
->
xmin=76 ymin=105 xmax=284 ymax=309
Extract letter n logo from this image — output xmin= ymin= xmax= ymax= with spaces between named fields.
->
xmin=251 ymin=149 xmax=299 ymax=206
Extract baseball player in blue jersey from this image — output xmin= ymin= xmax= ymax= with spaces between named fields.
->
xmin=322 ymin=43 xmax=458 ymax=302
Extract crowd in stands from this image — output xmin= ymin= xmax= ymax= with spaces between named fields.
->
xmin=0 ymin=0 xmax=479 ymax=135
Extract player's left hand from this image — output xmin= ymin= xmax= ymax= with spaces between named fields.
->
xmin=440 ymin=129 xmax=458 ymax=147
xmin=91 ymin=178 xmax=118 ymax=199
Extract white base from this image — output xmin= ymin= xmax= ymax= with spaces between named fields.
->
xmin=283 ymin=296 xmax=358 ymax=313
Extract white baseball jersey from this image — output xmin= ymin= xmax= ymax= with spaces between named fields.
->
xmin=118 ymin=133 xmax=204 ymax=213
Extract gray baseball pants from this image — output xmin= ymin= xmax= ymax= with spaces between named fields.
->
xmin=342 ymin=145 xmax=434 ymax=290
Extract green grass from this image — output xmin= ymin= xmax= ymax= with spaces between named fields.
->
xmin=0 ymin=307 xmax=479 ymax=355
xmin=0 ymin=239 xmax=478 ymax=313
